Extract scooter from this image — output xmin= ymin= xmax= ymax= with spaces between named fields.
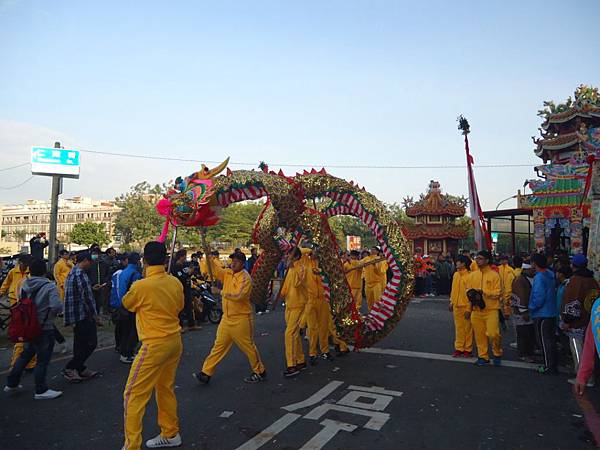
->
xmin=192 ymin=282 xmax=223 ymax=324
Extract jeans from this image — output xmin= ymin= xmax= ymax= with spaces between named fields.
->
xmin=54 ymin=325 xmax=65 ymax=344
xmin=7 ymin=330 xmax=55 ymax=394
xmin=534 ymin=317 xmax=558 ymax=372
xmin=65 ymin=319 xmax=98 ymax=373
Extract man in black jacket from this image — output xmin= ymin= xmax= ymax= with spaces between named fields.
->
xmin=29 ymin=233 xmax=48 ymax=260
xmin=171 ymin=250 xmax=199 ymax=331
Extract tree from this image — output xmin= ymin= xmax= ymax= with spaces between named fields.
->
xmin=12 ymin=229 xmax=28 ymax=244
xmin=204 ymin=203 xmax=264 ymax=249
xmin=69 ymin=221 xmax=110 ymax=247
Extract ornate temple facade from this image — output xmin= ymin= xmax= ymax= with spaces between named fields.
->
xmin=402 ymin=181 xmax=468 ymax=257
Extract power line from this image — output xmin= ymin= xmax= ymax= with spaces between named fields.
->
xmin=0 ymin=162 xmax=30 ymax=172
xmin=76 ymin=148 xmax=534 ymax=169
xmin=0 ymin=175 xmax=34 ymax=190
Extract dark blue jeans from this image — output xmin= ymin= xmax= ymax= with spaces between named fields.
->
xmin=7 ymin=330 xmax=55 ymax=394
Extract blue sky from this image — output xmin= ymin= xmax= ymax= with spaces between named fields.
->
xmin=1 ymin=0 xmax=598 ymax=210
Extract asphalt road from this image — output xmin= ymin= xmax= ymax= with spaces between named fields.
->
xmin=0 ymin=298 xmax=597 ymax=450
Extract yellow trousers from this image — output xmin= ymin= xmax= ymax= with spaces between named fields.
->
xmin=202 ymin=315 xmax=265 ymax=376
xmin=328 ymin=311 xmax=348 ymax=352
xmin=123 ymin=334 xmax=182 ymax=450
xmin=452 ymin=306 xmax=473 ymax=352
xmin=285 ymin=307 xmax=306 ymax=368
xmin=365 ymin=283 xmax=383 ymax=311
xmin=351 ymin=287 xmax=362 ymax=312
xmin=306 ymin=300 xmax=329 ymax=356
xmin=471 ymin=309 xmax=502 ymax=360
xmin=11 ymin=344 xmax=37 ymax=369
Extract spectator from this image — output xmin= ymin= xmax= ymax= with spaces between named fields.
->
xmin=87 ymin=246 xmax=109 ymax=315
xmin=562 ymin=254 xmax=599 ymax=386
xmin=116 ymin=252 xmax=142 ymax=363
xmin=511 ymin=263 xmax=536 ymax=362
xmin=498 ymin=255 xmax=516 ymax=321
xmin=449 ymin=255 xmax=472 ymax=357
xmin=29 ymin=233 xmax=48 ymax=260
xmin=513 ymin=255 xmax=524 ymax=278
xmin=245 ymin=248 xmax=258 ymax=274
xmin=574 ymin=309 xmax=599 ymax=396
xmin=62 ymin=252 xmax=100 ymax=383
xmin=435 ymin=254 xmax=453 ymax=296
xmin=110 ymin=254 xmax=128 ymax=355
xmin=4 ymin=259 xmax=63 ymax=400
xmin=530 ymin=253 xmax=558 ymax=374
xmin=171 ymin=249 xmax=199 ymax=331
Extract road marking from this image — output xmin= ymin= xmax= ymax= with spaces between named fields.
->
xmin=299 ymin=419 xmax=357 ymax=450
xmin=347 ymin=385 xmax=404 ymax=397
xmin=235 ymin=413 xmax=301 ymax=450
xmin=303 ymin=403 xmax=390 ymax=431
xmin=360 ymin=347 xmax=538 ymax=370
xmin=337 ymin=391 xmax=393 ymax=411
xmin=282 ymin=380 xmax=344 ymax=412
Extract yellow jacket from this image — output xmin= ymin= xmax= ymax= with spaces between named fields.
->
xmin=498 ymin=264 xmax=515 ymax=300
xmin=200 ymin=256 xmax=221 ymax=281
xmin=122 ymin=265 xmax=184 ymax=341
xmin=470 ymin=260 xmax=479 ymax=272
xmin=379 ymin=260 xmax=388 ymax=284
xmin=53 ymin=258 xmax=73 ymax=299
xmin=306 ymin=259 xmax=325 ymax=304
xmin=0 ymin=267 xmax=29 ymax=304
xmin=450 ymin=268 xmax=470 ymax=308
xmin=514 ymin=267 xmax=522 ymax=278
xmin=344 ymin=260 xmax=363 ymax=289
xmin=465 ymin=266 xmax=501 ymax=311
xmin=362 ymin=256 xmax=384 ymax=286
xmin=212 ymin=263 xmax=253 ymax=318
xmin=280 ymin=260 xmax=307 ymax=309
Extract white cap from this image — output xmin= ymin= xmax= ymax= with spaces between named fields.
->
xmin=522 ymin=263 xmax=532 ymax=269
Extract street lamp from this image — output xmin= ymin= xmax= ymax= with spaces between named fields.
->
xmin=495 ymin=195 xmax=517 ymax=211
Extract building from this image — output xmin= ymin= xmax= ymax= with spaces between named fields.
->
xmin=521 ymin=85 xmax=600 ymax=255
xmin=401 ymin=180 xmax=468 ymax=257
xmin=1 ymin=196 xmax=121 ymax=250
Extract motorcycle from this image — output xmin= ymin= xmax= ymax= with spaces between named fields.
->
xmin=191 ymin=282 xmax=223 ymax=324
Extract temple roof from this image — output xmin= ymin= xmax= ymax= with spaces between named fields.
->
xmin=402 ymin=223 xmax=469 ymax=240
xmin=405 ymin=181 xmax=466 ymax=217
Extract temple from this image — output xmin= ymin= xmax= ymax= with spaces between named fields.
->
xmin=402 ymin=180 xmax=468 ymax=257
xmin=521 ymin=85 xmax=600 ymax=255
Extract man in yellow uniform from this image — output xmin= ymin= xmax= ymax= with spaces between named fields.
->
xmin=53 ymin=250 xmax=73 ymax=301
xmin=498 ymin=255 xmax=515 ymax=319
xmin=279 ymin=247 xmax=307 ymax=377
xmin=121 ymin=241 xmax=184 ymax=450
xmin=449 ymin=256 xmax=473 ymax=357
xmin=194 ymin=252 xmax=266 ymax=384
xmin=305 ymin=252 xmax=330 ymax=365
xmin=465 ymin=250 xmax=502 ymax=366
xmin=362 ymin=247 xmax=385 ymax=311
xmin=344 ymin=251 xmax=363 ymax=311
xmin=1 ymin=254 xmax=35 ymax=369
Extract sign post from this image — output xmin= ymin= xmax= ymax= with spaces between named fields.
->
xmin=31 ymin=143 xmax=80 ymax=267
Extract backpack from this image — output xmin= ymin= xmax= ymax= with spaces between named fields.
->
xmin=8 ymin=286 xmax=47 ymax=343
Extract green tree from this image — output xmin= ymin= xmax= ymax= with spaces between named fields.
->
xmin=69 ymin=221 xmax=110 ymax=247
xmin=204 ymin=203 xmax=264 ymax=249
xmin=12 ymin=229 xmax=28 ymax=244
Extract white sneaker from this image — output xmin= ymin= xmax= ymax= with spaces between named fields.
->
xmin=146 ymin=433 xmax=182 ymax=448
xmin=120 ymin=355 xmax=135 ymax=364
xmin=34 ymin=389 xmax=63 ymax=400
xmin=568 ymin=378 xmax=595 ymax=388
xmin=3 ymin=385 xmax=22 ymax=393
xmin=509 ymin=342 xmax=518 ymax=349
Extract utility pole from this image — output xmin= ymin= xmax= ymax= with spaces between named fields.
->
xmin=47 ymin=141 xmax=63 ymax=268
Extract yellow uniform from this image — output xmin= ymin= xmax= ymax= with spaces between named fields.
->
xmin=122 ymin=266 xmax=184 ymax=450
xmin=498 ymin=264 xmax=515 ymax=317
xmin=513 ymin=267 xmax=522 ymax=278
xmin=53 ymin=258 xmax=73 ymax=301
xmin=450 ymin=268 xmax=473 ymax=353
xmin=344 ymin=260 xmax=363 ymax=310
xmin=470 ymin=260 xmax=479 ymax=272
xmin=1 ymin=267 xmax=35 ymax=369
xmin=379 ymin=260 xmax=388 ymax=295
xmin=200 ymin=256 xmax=220 ymax=282
xmin=466 ymin=266 xmax=502 ymax=360
xmin=362 ymin=256 xmax=384 ymax=311
xmin=280 ymin=260 xmax=307 ymax=368
xmin=201 ymin=263 xmax=265 ymax=376
xmin=305 ymin=259 xmax=329 ymax=357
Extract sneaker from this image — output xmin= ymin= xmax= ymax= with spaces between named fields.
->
xmin=257 ymin=311 xmax=263 ymax=316
xmin=79 ymin=369 xmax=99 ymax=379
xmin=120 ymin=355 xmax=135 ymax=364
xmin=492 ymin=356 xmax=502 ymax=367
xmin=296 ymin=362 xmax=308 ymax=371
xmin=264 ymin=309 xmax=270 ymax=314
xmin=244 ymin=371 xmax=267 ymax=384
xmin=462 ymin=351 xmax=473 ymax=358
xmin=452 ymin=350 xmax=462 ymax=358
xmin=34 ymin=389 xmax=63 ymax=400
xmin=336 ymin=348 xmax=350 ymax=357
xmin=192 ymin=371 xmax=210 ymax=385
xmin=322 ymin=352 xmax=334 ymax=362
xmin=3 ymin=384 xmax=22 ymax=393
xmin=509 ymin=342 xmax=518 ymax=349
xmin=146 ymin=433 xmax=182 ymax=448
xmin=309 ymin=355 xmax=319 ymax=366
xmin=62 ymin=369 xmax=83 ymax=383
xmin=283 ymin=367 xmax=300 ymax=378
xmin=568 ymin=378 xmax=595 ymax=388
xmin=474 ymin=358 xmax=490 ymax=366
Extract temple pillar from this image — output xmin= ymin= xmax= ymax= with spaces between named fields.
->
xmin=533 ymin=209 xmax=545 ymax=253
xmin=570 ymin=208 xmax=583 ymax=255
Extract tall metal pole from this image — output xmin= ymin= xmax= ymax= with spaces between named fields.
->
xmin=47 ymin=141 xmax=62 ymax=268
xmin=167 ymin=226 xmax=178 ymax=273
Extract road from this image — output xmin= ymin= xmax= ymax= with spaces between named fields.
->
xmin=0 ymin=298 xmax=597 ymax=449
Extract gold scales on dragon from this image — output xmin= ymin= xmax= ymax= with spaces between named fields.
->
xmin=155 ymin=158 xmax=414 ymax=348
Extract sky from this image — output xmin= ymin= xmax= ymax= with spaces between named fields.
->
xmin=1 ymin=0 xmax=599 ymax=211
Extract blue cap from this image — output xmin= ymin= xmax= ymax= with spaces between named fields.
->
xmin=572 ymin=254 xmax=588 ymax=268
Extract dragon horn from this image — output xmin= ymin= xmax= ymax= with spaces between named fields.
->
xmin=204 ymin=157 xmax=230 ymax=179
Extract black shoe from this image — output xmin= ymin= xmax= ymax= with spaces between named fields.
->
xmin=309 ymin=355 xmax=319 ymax=366
xmin=283 ymin=367 xmax=300 ymax=378
xmin=296 ymin=362 xmax=308 ymax=371
xmin=244 ymin=371 xmax=267 ymax=384
xmin=193 ymin=371 xmax=210 ymax=385
xmin=322 ymin=352 xmax=334 ymax=361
